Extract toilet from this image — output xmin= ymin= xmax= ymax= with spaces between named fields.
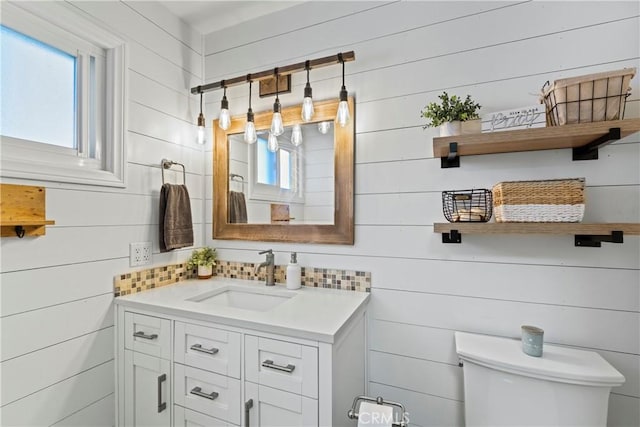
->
xmin=455 ymin=331 xmax=625 ymax=426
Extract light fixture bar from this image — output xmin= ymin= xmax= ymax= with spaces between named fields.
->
xmin=191 ymin=51 xmax=355 ymax=95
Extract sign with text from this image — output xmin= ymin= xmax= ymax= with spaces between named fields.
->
xmin=482 ymin=105 xmax=546 ymax=132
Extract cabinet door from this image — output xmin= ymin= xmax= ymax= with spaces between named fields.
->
xmin=175 ymin=405 xmax=239 ymax=427
xmin=244 ymin=382 xmax=318 ymax=427
xmin=124 ymin=350 xmax=171 ymax=426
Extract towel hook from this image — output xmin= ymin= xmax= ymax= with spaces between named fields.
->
xmin=161 ymin=159 xmax=186 ymax=185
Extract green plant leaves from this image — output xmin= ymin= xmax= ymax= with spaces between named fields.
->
xmin=420 ymin=91 xmax=481 ymax=128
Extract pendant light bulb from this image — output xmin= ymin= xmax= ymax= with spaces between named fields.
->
xmin=197 ymin=92 xmax=206 ymax=145
xmin=244 ymin=80 xmax=257 ymax=144
xmin=218 ymin=86 xmax=231 ymax=130
xmin=267 ymin=132 xmax=279 ymax=152
xmin=336 ymin=55 xmax=350 ymax=127
xmin=291 ymin=123 xmax=303 ymax=147
xmin=270 ymin=71 xmax=284 ymax=136
xmin=301 ymin=63 xmax=314 ymax=122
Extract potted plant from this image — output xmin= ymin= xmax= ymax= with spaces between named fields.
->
xmin=421 ymin=91 xmax=481 ymax=136
xmin=186 ymin=247 xmax=217 ymax=279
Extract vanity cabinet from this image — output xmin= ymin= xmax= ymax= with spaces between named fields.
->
xmin=115 ymin=292 xmax=367 ymax=427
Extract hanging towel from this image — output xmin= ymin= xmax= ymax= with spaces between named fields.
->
xmin=228 ymin=191 xmax=248 ymax=223
xmin=159 ymin=183 xmax=194 ymax=252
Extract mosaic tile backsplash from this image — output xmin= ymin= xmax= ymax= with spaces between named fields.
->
xmin=114 ymin=260 xmax=370 ymax=297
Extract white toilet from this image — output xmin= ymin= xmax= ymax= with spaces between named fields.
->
xmin=455 ymin=331 xmax=625 ymax=426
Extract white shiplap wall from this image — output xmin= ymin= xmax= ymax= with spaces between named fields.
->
xmin=203 ymin=2 xmax=640 ymax=426
xmin=0 ymin=1 xmax=203 ymax=425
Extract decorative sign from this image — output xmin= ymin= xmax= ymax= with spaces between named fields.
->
xmin=482 ymin=105 xmax=546 ymax=132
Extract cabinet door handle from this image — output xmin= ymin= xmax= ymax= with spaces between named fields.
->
xmin=190 ymin=343 xmax=219 ymax=355
xmin=157 ymin=374 xmax=167 ymax=413
xmin=244 ymin=399 xmax=254 ymax=427
xmin=133 ymin=331 xmax=158 ymax=340
xmin=261 ymin=359 xmax=296 ymax=373
xmin=190 ymin=386 xmax=219 ymax=400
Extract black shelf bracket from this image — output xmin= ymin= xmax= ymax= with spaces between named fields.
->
xmin=572 ymin=127 xmax=621 ymax=161
xmin=575 ymin=230 xmax=623 ymax=247
xmin=14 ymin=226 xmax=25 ymax=238
xmin=442 ymin=229 xmax=461 ymax=243
xmin=440 ymin=142 xmax=460 ymax=168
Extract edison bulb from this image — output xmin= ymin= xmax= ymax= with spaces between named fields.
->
xmin=197 ymin=125 xmax=206 ymax=145
xmin=301 ymin=97 xmax=314 ymax=122
xmin=271 ymin=112 xmax=284 ymax=136
xmin=291 ymin=124 xmax=303 ymax=146
xmin=336 ymin=100 xmax=350 ymax=127
xmin=267 ymin=132 xmax=279 ymax=152
xmin=244 ymin=121 xmax=257 ymax=144
xmin=219 ymin=108 xmax=231 ymax=130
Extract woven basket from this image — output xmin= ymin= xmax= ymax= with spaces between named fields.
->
xmin=492 ymin=178 xmax=585 ymax=223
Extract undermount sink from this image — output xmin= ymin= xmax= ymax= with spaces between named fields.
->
xmin=186 ymin=286 xmax=295 ymax=312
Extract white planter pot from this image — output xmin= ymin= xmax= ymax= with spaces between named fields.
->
xmin=439 ymin=121 xmax=462 ymax=137
xmin=197 ymin=265 xmax=213 ymax=279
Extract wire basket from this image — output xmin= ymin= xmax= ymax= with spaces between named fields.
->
xmin=541 ymin=68 xmax=635 ymax=126
xmin=442 ymin=189 xmax=492 ymax=223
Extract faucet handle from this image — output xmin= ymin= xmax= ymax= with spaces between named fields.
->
xmin=258 ymin=249 xmax=273 ymax=255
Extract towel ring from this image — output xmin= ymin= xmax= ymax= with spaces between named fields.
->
xmin=347 ymin=395 xmax=408 ymax=427
xmin=161 ymin=159 xmax=186 ymax=185
xmin=230 ymin=173 xmax=245 ymax=193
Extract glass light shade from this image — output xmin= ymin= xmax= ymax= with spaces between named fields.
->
xmin=291 ymin=124 xmax=303 ymax=146
xmin=271 ymin=112 xmax=284 ymax=136
xmin=267 ymin=132 xmax=279 ymax=152
xmin=244 ymin=121 xmax=257 ymax=144
xmin=336 ymin=100 xmax=350 ymax=127
xmin=197 ymin=125 xmax=206 ymax=145
xmin=219 ymin=108 xmax=231 ymax=130
xmin=317 ymin=121 xmax=331 ymax=135
xmin=301 ymin=96 xmax=314 ymax=122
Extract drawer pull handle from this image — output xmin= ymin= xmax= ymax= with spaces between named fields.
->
xmin=157 ymin=374 xmax=167 ymax=413
xmin=190 ymin=343 xmax=219 ymax=355
xmin=190 ymin=386 xmax=219 ymax=400
xmin=262 ymin=359 xmax=296 ymax=373
xmin=245 ymin=399 xmax=254 ymax=427
xmin=133 ymin=331 xmax=158 ymax=340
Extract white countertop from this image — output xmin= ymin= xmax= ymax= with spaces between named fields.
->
xmin=115 ymin=277 xmax=369 ymax=343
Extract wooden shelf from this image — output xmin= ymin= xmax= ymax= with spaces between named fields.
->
xmin=0 ymin=184 xmax=56 ymax=238
xmin=434 ymin=222 xmax=640 ymax=247
xmin=433 ymin=118 xmax=640 ymax=167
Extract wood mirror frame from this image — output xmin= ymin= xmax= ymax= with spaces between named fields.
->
xmin=213 ymin=97 xmax=354 ymax=244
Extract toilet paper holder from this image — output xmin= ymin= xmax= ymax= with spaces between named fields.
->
xmin=347 ymin=395 xmax=408 ymax=427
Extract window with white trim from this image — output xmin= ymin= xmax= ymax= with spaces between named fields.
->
xmin=0 ymin=2 xmax=126 ymax=187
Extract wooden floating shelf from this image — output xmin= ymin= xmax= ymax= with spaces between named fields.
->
xmin=434 ymin=222 xmax=640 ymax=247
xmin=0 ymin=184 xmax=56 ymax=238
xmin=433 ymin=118 xmax=640 ymax=167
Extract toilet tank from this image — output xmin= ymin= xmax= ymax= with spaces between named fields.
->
xmin=455 ymin=332 xmax=625 ymax=427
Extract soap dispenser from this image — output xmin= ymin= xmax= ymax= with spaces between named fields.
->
xmin=286 ymin=252 xmax=301 ymax=290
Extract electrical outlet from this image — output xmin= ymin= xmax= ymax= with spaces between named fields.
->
xmin=130 ymin=242 xmax=152 ymax=267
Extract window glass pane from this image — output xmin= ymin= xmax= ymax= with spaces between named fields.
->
xmin=279 ymin=149 xmax=291 ymax=190
xmin=0 ymin=25 xmax=76 ymax=149
xmin=256 ymin=137 xmax=276 ymax=185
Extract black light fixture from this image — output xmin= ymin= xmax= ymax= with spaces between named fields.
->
xmin=197 ymin=90 xmax=205 ymax=145
xmin=270 ymin=68 xmax=284 ymax=136
xmin=336 ymin=53 xmax=350 ymax=127
xmin=244 ymin=79 xmax=257 ymax=144
xmin=218 ymin=82 xmax=230 ymax=130
xmin=301 ymin=60 xmax=314 ymax=122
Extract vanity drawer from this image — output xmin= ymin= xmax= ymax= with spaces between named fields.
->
xmin=175 ymin=322 xmax=241 ymax=378
xmin=124 ymin=311 xmax=171 ymax=359
xmin=245 ymin=335 xmax=318 ymax=398
xmin=174 ymin=405 xmax=239 ymax=427
xmin=174 ymin=363 xmax=241 ymax=424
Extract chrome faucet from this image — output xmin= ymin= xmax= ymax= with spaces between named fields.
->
xmin=254 ymin=249 xmax=275 ymax=286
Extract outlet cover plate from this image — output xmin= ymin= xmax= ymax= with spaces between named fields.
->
xmin=130 ymin=242 xmax=152 ymax=267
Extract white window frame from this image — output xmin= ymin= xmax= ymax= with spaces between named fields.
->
xmin=0 ymin=1 xmax=127 ymax=187
xmin=248 ymin=136 xmax=304 ymax=204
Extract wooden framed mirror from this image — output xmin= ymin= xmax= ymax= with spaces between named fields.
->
xmin=213 ymin=97 xmax=354 ymax=244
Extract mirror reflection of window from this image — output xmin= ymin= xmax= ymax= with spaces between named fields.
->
xmin=256 ymin=137 xmax=276 ymax=186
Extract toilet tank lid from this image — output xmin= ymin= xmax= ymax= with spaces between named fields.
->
xmin=455 ymin=332 xmax=625 ymax=387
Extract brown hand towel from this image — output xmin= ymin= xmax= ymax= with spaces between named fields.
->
xmin=159 ymin=183 xmax=194 ymax=252
xmin=228 ymin=191 xmax=247 ymax=223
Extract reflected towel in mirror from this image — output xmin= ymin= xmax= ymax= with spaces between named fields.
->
xmin=159 ymin=183 xmax=194 ymax=252
xmin=228 ymin=191 xmax=247 ymax=223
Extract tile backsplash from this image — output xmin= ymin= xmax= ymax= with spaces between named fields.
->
xmin=114 ymin=259 xmax=371 ymax=297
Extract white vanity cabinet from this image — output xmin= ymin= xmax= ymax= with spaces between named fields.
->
xmin=115 ymin=282 xmax=368 ymax=427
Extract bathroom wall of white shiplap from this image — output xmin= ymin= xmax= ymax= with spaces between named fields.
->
xmin=203 ymin=2 xmax=640 ymax=426
xmin=0 ymin=1 xmax=203 ymax=425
